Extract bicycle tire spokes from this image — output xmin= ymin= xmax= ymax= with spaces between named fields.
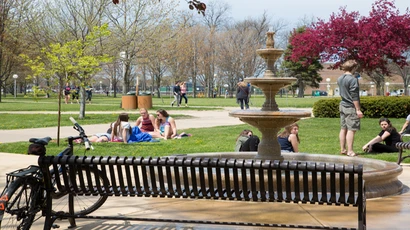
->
xmin=0 ymin=180 xmax=39 ymax=230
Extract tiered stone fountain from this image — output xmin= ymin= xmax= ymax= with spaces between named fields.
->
xmin=188 ymin=32 xmax=403 ymax=198
xmin=229 ymin=31 xmax=310 ymax=160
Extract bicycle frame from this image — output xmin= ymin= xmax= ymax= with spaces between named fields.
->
xmin=0 ymin=117 xmax=100 ymax=229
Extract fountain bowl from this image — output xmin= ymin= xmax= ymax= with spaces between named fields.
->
xmin=180 ymin=152 xmax=403 ymax=199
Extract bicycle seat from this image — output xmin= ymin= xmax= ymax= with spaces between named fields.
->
xmin=29 ymin=137 xmax=52 ymax=145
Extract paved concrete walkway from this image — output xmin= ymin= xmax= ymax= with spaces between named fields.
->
xmin=1 ymin=107 xmax=409 ymax=229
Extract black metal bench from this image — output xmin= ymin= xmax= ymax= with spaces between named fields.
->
xmin=38 ymin=155 xmax=366 ymax=230
xmin=396 ymin=134 xmax=410 ymax=164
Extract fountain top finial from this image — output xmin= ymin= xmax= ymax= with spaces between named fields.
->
xmin=266 ymin=31 xmax=275 ymax=48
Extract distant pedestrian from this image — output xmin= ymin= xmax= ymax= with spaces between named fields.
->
xmin=71 ymin=84 xmax=79 ymax=104
xmin=86 ymin=86 xmax=93 ymax=104
xmin=179 ymin=82 xmax=188 ymax=107
xmin=171 ymin=81 xmax=181 ymax=107
xmin=236 ymin=81 xmax=249 ymax=110
xmin=63 ymin=82 xmax=71 ymax=104
xmin=225 ymin=89 xmax=228 ymax=99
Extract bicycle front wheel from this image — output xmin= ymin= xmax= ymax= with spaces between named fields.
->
xmin=0 ymin=179 xmax=40 ymax=230
xmin=51 ymin=167 xmax=108 ymax=216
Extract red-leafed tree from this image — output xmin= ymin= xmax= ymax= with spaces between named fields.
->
xmin=289 ymin=0 xmax=410 ymax=88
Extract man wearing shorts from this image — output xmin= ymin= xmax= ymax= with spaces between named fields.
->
xmin=337 ymin=60 xmax=363 ymax=157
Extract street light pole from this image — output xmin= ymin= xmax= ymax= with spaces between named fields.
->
xmin=13 ymin=74 xmax=18 ymax=98
xmin=120 ymin=51 xmax=126 ymax=94
xmin=326 ymin=78 xmax=330 ymax=96
xmin=385 ymin=82 xmax=390 ymax=96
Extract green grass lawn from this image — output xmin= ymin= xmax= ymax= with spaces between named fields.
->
xmin=0 ymin=117 xmax=406 ymax=163
xmin=0 ymin=114 xmax=192 ymax=130
xmin=0 ymin=93 xmax=323 ymax=110
xmin=0 ymin=95 xmax=406 ymax=163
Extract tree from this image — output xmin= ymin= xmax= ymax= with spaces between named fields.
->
xmin=289 ymin=0 xmax=410 ymax=78
xmin=389 ymin=51 xmax=410 ymax=95
xmin=21 ymin=25 xmax=111 ymax=145
xmin=0 ymin=0 xmax=30 ymax=102
xmin=197 ymin=0 xmax=230 ymax=97
xmin=216 ymin=14 xmax=272 ymax=96
xmin=106 ymin=0 xmax=180 ymax=94
xmin=282 ymin=27 xmax=323 ymax=97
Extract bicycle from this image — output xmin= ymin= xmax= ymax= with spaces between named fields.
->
xmin=0 ymin=117 xmax=108 ymax=230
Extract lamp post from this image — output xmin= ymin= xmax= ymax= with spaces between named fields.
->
xmin=213 ymin=73 xmax=217 ymax=97
xmin=109 ymin=79 xmax=112 ymax=96
xmin=326 ymin=78 xmax=331 ymax=96
xmin=385 ymin=82 xmax=390 ymax=96
xmin=120 ymin=51 xmax=126 ymax=94
xmin=13 ymin=74 xmax=18 ymax=98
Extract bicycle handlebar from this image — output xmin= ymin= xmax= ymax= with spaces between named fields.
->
xmin=69 ymin=117 xmax=92 ymax=150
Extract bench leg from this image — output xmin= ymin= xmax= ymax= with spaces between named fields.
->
xmin=397 ymin=149 xmax=403 ymax=165
xmin=67 ymin=194 xmax=77 ymax=228
xmin=43 ymin=192 xmax=53 ymax=230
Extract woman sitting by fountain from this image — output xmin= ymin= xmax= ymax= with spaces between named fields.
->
xmin=235 ymin=129 xmax=259 ymax=151
xmin=277 ymin=123 xmax=300 ymax=152
xmin=362 ymin=118 xmax=401 ymax=153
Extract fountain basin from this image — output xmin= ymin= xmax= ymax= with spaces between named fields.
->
xmin=180 ymin=152 xmax=403 ymax=199
xmin=230 ymin=109 xmax=311 ymax=160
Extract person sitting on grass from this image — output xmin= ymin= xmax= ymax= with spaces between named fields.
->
xmin=398 ymin=114 xmax=410 ymax=135
xmin=362 ymin=118 xmax=401 ymax=153
xmin=88 ymin=127 xmax=112 ymax=142
xmin=111 ymin=113 xmax=132 ymax=143
xmin=154 ymin=109 xmax=177 ymax=140
xmin=235 ymin=129 xmax=259 ymax=152
xmin=135 ymin=108 xmax=163 ymax=139
xmin=277 ymin=123 xmax=300 ymax=153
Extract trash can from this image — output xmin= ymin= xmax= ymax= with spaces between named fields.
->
xmin=138 ymin=92 xmax=152 ymax=109
xmin=121 ymin=95 xmax=137 ymax=109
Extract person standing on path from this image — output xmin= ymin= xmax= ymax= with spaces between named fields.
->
xmin=236 ymin=81 xmax=249 ymax=110
xmin=71 ymin=84 xmax=80 ymax=104
xmin=179 ymin=82 xmax=188 ymax=107
xmin=337 ymin=60 xmax=363 ymax=157
xmin=171 ymin=81 xmax=181 ymax=107
xmin=63 ymin=82 xmax=71 ymax=104
xmin=86 ymin=85 xmax=93 ymax=104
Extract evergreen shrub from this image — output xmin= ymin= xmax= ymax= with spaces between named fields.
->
xmin=313 ymin=96 xmax=410 ymax=118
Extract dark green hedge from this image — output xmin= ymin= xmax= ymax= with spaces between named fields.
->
xmin=313 ymin=96 xmax=410 ymax=118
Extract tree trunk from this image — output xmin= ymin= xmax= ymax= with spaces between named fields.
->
xmin=297 ymin=81 xmax=305 ymax=98
xmin=79 ymin=87 xmax=86 ymax=119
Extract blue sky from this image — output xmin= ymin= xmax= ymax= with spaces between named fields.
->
xmin=215 ymin=0 xmax=409 ymax=27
